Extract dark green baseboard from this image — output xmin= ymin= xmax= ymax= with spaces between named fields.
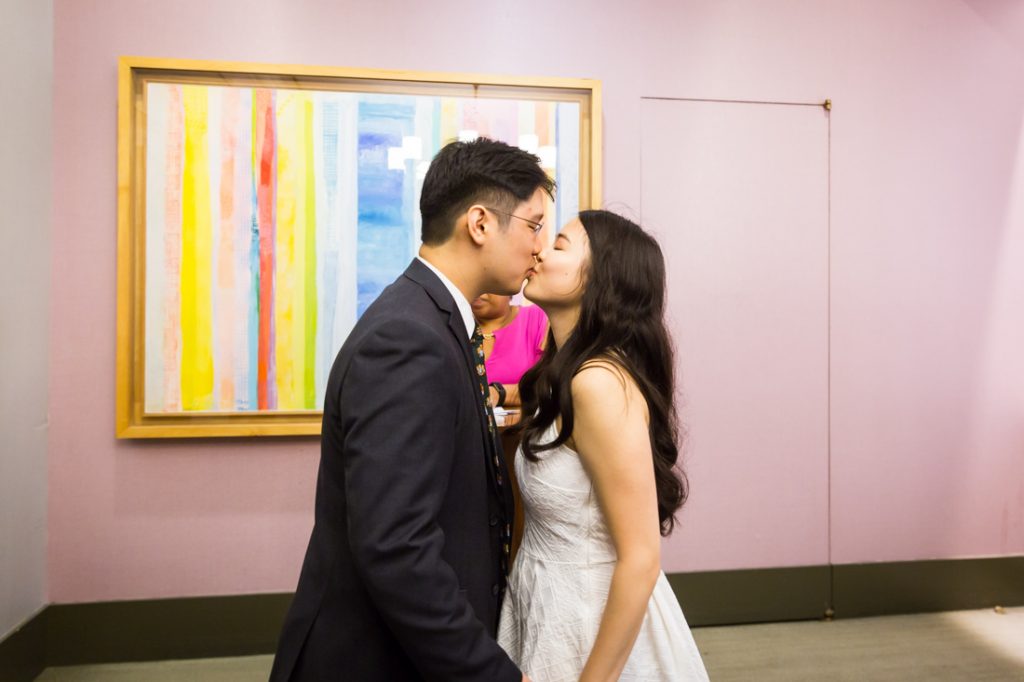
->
xmin=0 ymin=607 xmax=46 ymax=682
xmin=0 ymin=594 xmax=292 ymax=682
xmin=833 ymin=556 xmax=1024 ymax=618
xmin=2 ymin=556 xmax=1022 ymax=678
xmin=670 ymin=556 xmax=1024 ymax=627
xmin=669 ymin=564 xmax=832 ymax=626
xmin=44 ymin=593 xmax=294 ymax=666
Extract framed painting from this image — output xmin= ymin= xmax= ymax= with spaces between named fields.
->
xmin=116 ymin=56 xmax=601 ymax=438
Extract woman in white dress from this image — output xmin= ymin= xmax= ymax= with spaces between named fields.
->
xmin=498 ymin=210 xmax=709 ymax=682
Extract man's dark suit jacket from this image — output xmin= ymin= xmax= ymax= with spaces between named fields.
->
xmin=269 ymin=259 xmax=519 ymax=682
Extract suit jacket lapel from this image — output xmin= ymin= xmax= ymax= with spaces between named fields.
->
xmin=402 ymin=259 xmax=497 ymax=455
xmin=402 ymin=260 xmax=515 ymax=558
xmin=402 ymin=260 xmax=508 ymax=501
xmin=402 ymin=259 xmax=479 ymax=384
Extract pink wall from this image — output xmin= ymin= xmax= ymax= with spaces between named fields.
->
xmin=50 ymin=0 xmax=1024 ymax=603
xmin=825 ymin=2 xmax=1024 ymax=563
xmin=642 ymin=100 xmax=831 ymax=572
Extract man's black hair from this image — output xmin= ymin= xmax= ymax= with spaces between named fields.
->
xmin=419 ymin=138 xmax=555 ymax=245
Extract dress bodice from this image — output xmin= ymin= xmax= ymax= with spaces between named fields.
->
xmin=515 ymin=421 xmax=617 ymax=566
xmin=499 ymin=422 xmax=710 ymax=681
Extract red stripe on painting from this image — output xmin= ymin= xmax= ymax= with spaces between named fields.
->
xmin=256 ymin=89 xmax=277 ymax=410
xmin=535 ymin=101 xmax=552 ymax=146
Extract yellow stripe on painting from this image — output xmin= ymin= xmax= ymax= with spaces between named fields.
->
xmin=180 ymin=85 xmax=214 ymax=411
xmin=440 ymin=98 xmax=459 ymax=145
xmin=274 ymin=91 xmax=309 ymax=410
xmin=303 ymin=97 xmax=318 ymax=410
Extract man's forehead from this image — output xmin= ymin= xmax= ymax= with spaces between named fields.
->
xmin=516 ymin=188 xmax=548 ymax=218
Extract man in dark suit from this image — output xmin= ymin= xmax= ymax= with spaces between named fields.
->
xmin=270 ymin=138 xmax=553 ymax=681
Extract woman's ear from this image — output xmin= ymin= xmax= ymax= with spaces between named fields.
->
xmin=466 ymin=205 xmax=488 ymax=246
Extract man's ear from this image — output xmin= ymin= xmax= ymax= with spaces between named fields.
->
xmin=465 ymin=205 xmax=488 ymax=246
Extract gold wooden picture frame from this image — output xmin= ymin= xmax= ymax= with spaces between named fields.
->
xmin=116 ymin=56 xmax=602 ymax=438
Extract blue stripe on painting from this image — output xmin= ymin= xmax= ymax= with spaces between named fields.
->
xmin=432 ymin=99 xmax=442 ymax=153
xmin=357 ymin=98 xmax=416 ymax=316
xmin=319 ymin=98 xmax=340 ymax=385
xmin=248 ymin=179 xmax=261 ymax=411
xmin=555 ymin=103 xmax=561 ymax=232
xmin=247 ymin=90 xmax=261 ymax=412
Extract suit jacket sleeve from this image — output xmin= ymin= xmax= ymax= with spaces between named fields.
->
xmin=338 ymin=317 xmax=521 ymax=682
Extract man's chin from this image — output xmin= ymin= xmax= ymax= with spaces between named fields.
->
xmin=493 ymin=280 xmax=525 ymax=297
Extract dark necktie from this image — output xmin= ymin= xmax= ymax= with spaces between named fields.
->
xmin=470 ymin=325 xmax=511 ymax=580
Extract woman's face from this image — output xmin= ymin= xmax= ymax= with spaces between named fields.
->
xmin=523 ymin=218 xmax=589 ymax=310
xmin=471 ymin=294 xmax=512 ymax=320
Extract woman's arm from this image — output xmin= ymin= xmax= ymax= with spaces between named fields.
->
xmin=571 ymin=362 xmax=663 ymax=682
xmin=489 ymin=382 xmax=521 ymax=408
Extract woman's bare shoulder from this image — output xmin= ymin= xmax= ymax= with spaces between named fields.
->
xmin=570 ymin=356 xmax=650 ymax=460
xmin=572 ymin=354 xmax=641 ymax=406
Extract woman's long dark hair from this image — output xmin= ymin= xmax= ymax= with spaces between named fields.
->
xmin=516 ymin=210 xmax=688 ymax=536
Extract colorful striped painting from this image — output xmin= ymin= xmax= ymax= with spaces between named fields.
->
xmin=143 ymin=82 xmax=580 ymax=413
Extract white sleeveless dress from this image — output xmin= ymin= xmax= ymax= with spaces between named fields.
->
xmin=497 ymin=422 xmax=709 ymax=681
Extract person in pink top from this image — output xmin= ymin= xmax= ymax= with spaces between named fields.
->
xmin=471 ymin=294 xmax=548 ymax=408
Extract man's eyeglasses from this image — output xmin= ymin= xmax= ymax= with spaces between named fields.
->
xmin=484 ymin=207 xmax=544 ymax=235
